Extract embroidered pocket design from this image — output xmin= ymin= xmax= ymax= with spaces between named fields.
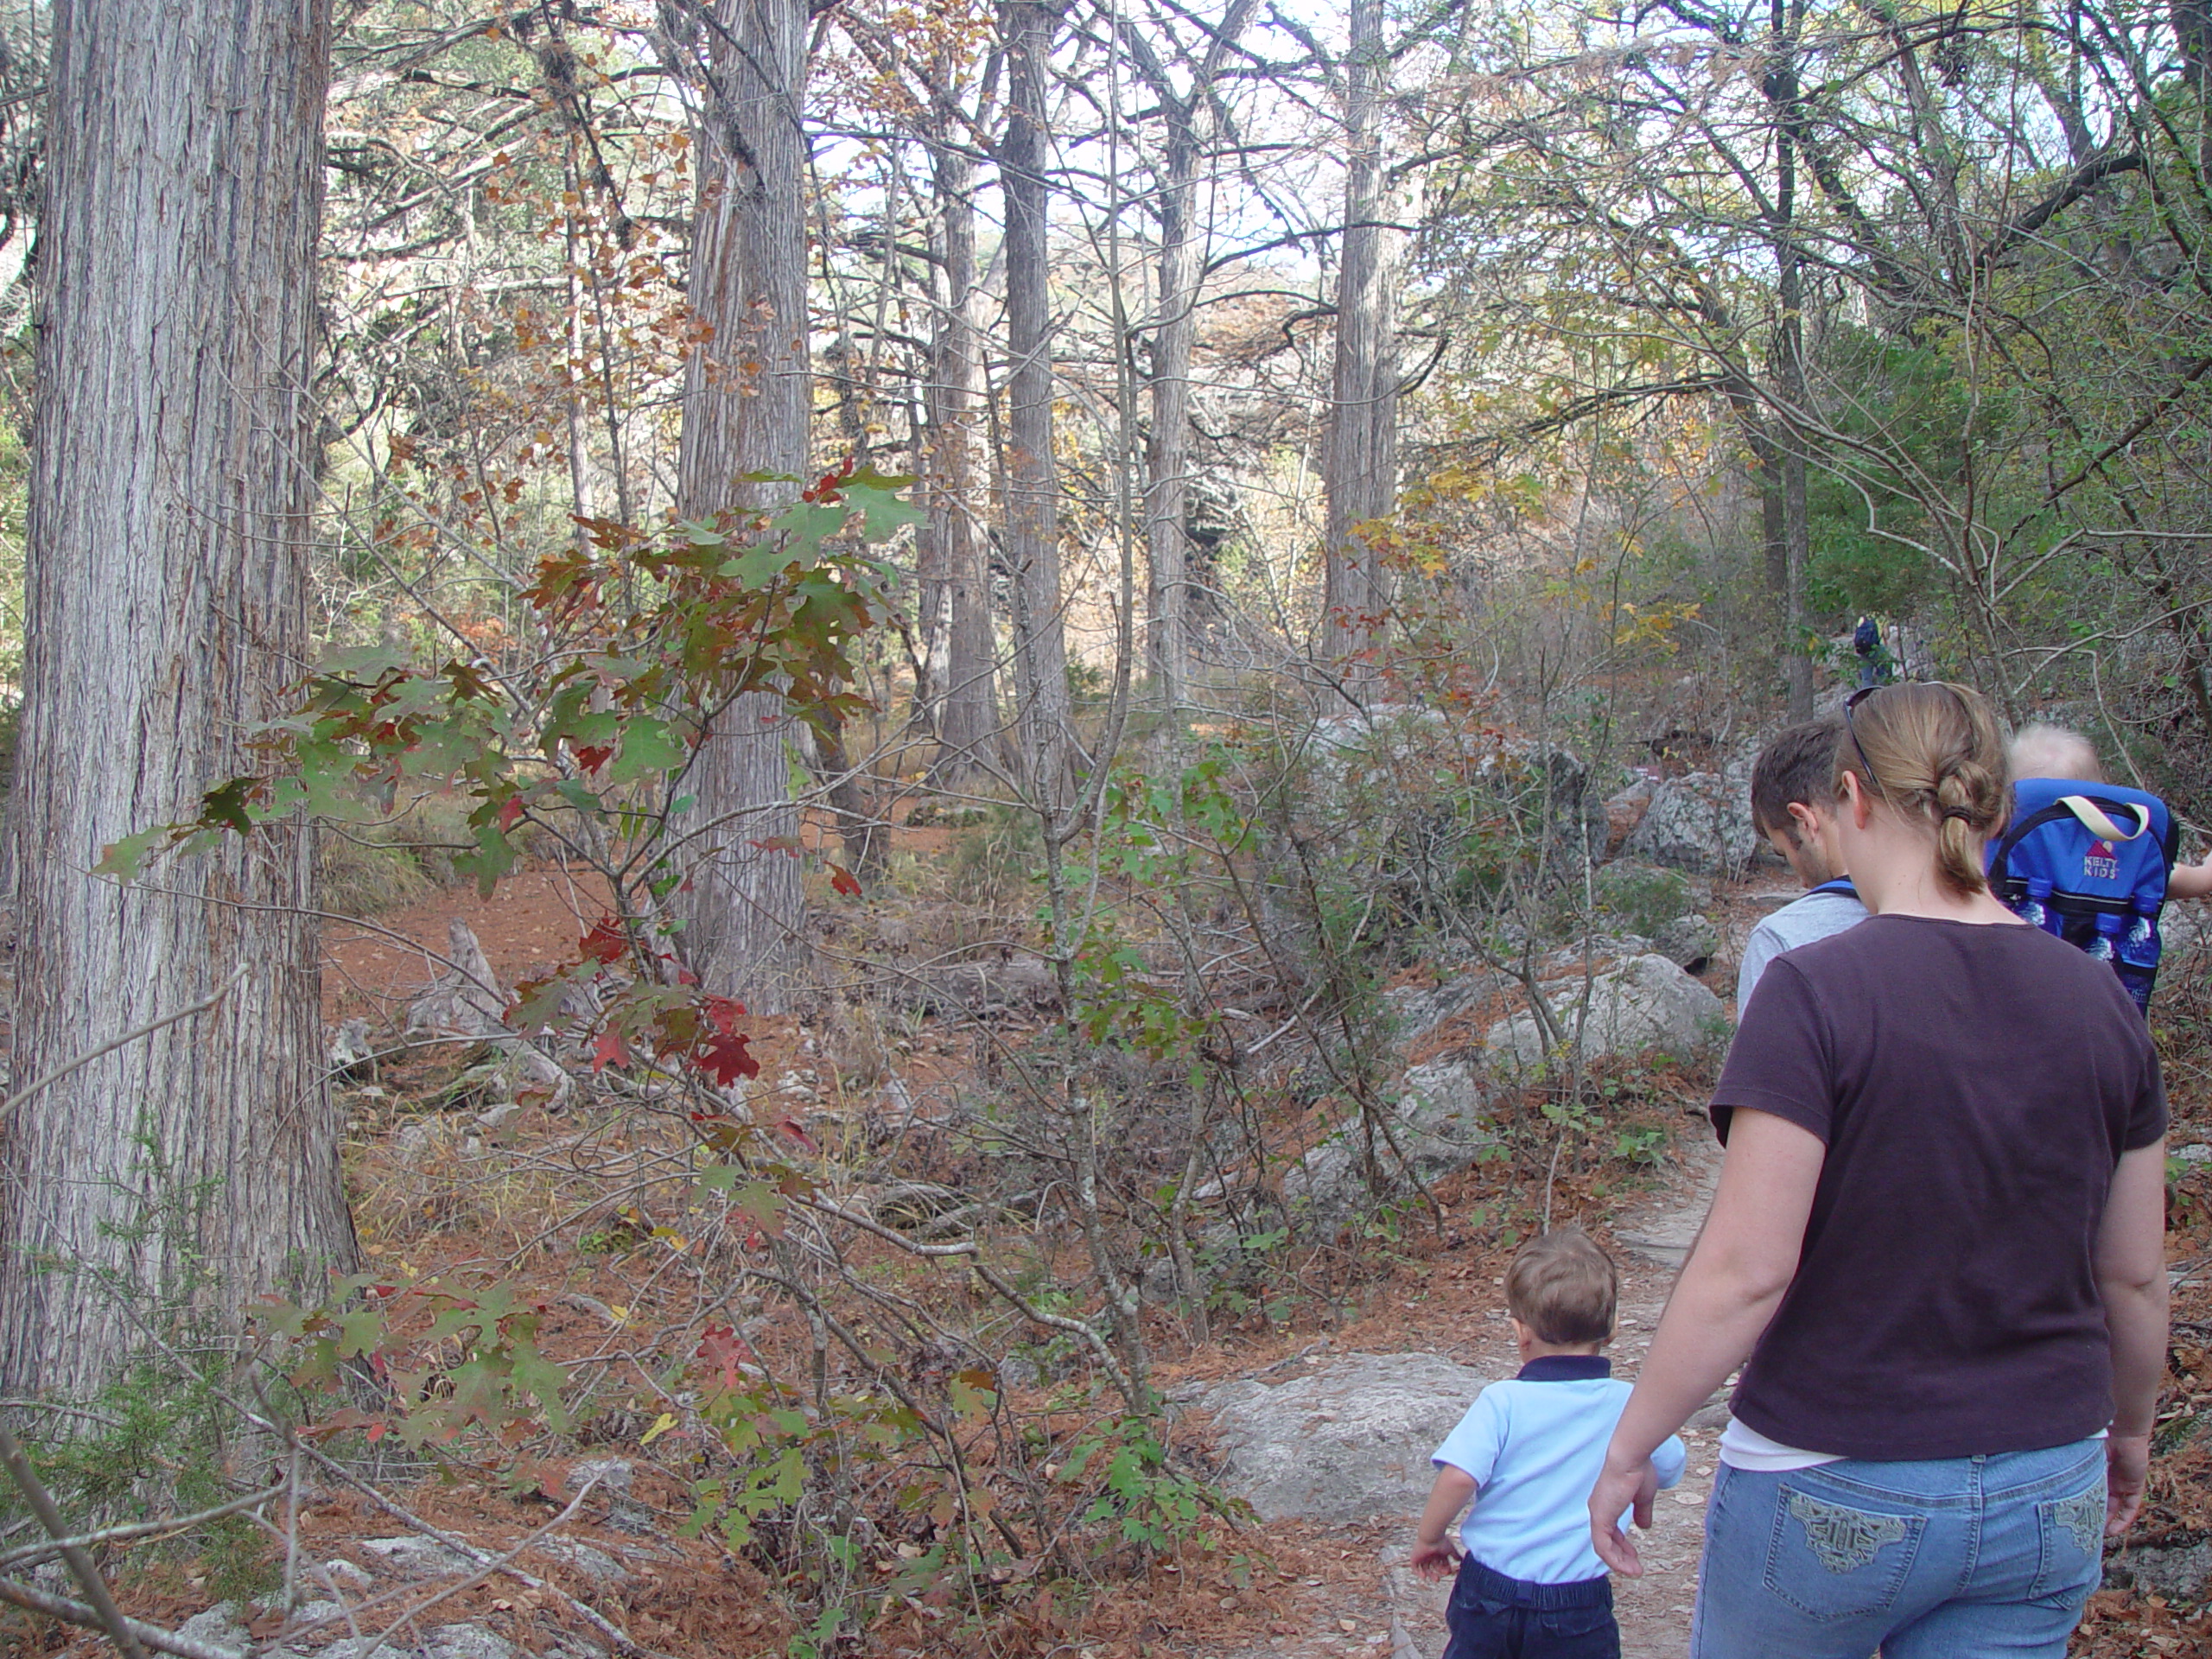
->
xmin=2052 ymin=1490 xmax=2104 ymax=1556
xmin=1787 ymin=1491 xmax=1910 ymax=1574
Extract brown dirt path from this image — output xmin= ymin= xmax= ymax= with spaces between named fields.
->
xmin=1200 ymin=1136 xmax=1726 ymax=1659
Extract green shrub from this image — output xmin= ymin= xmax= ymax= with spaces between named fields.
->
xmin=1589 ymin=861 xmax=1690 ymax=936
xmin=944 ymin=803 xmax=1042 ymax=906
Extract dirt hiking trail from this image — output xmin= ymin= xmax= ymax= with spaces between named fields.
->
xmin=1197 ymin=1137 xmax=1726 ymax=1659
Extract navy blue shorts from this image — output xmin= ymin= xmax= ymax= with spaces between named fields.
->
xmin=1440 ymin=1556 xmax=1618 ymax=1659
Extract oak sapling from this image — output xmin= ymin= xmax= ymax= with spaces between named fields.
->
xmin=99 ymin=463 xmax=917 ymax=1132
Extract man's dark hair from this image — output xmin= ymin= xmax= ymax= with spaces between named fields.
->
xmin=1751 ymin=717 xmax=1845 ymax=838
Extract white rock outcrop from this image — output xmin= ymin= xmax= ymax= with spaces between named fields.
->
xmin=1483 ymin=953 xmax=1726 ymax=1076
xmin=1202 ymin=1353 xmax=1489 ymax=1523
xmin=1621 ymin=771 xmax=1756 ymax=875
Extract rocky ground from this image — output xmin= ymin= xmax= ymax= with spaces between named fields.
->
xmin=29 ymin=778 xmax=2212 ymax=1659
xmin=1182 ymin=1140 xmax=1725 ymax=1659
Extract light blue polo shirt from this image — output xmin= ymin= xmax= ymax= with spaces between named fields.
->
xmin=1432 ymin=1355 xmax=1687 ymax=1585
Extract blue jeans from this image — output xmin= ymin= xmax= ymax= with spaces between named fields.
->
xmin=1691 ymin=1440 xmax=2107 ymax=1658
xmin=1442 ymin=1556 xmax=1618 ymax=1659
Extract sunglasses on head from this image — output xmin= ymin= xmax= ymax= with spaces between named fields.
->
xmin=1842 ymin=684 xmax=1885 ymax=799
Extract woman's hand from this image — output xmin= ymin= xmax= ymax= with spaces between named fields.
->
xmin=1410 ymin=1535 xmax=1462 ymax=1581
xmin=2107 ymin=1431 xmax=2152 ymax=1536
xmin=1588 ymin=1454 xmax=1662 ymax=1576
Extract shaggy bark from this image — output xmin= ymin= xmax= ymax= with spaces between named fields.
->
xmin=1001 ymin=0 xmax=1077 ymax=811
xmin=1133 ymin=0 xmax=1259 ymax=715
xmin=925 ymin=134 xmax=999 ymax=776
xmin=665 ymin=0 xmax=812 ymax=1007
xmin=0 ymin=0 xmax=356 ymax=1399
xmin=1320 ymin=0 xmax=1399 ymax=671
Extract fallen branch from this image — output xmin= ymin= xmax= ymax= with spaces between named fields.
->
xmin=332 ymin=1478 xmax=598 ymax=1654
xmin=0 ymin=1479 xmax=288 ymax=1573
xmin=0 ymin=1573 xmax=239 ymax=1659
xmin=290 ymin=1440 xmax=663 ymax=1659
xmin=0 ymin=1417 xmax=151 ymax=1659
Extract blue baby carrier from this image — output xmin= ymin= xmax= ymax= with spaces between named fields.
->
xmin=1986 ymin=777 xmax=2178 ymax=1015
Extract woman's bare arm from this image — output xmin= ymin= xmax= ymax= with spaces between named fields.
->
xmin=2097 ymin=1139 xmax=2169 ymax=1535
xmin=1588 ymin=1108 xmax=1826 ymax=1574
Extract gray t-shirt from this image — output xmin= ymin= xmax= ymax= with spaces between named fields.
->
xmin=1736 ymin=884 xmax=1869 ymax=1012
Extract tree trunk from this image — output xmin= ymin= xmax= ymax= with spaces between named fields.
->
xmin=666 ymin=0 xmax=811 ymax=1008
xmin=1770 ymin=0 xmax=1815 ymax=720
xmin=0 ymin=0 xmax=355 ymax=1401
xmin=1146 ymin=118 xmax=1201 ymax=715
xmin=1321 ymin=0 xmax=1397 ymax=672
xmin=928 ymin=135 xmax=998 ymax=777
xmin=1001 ymin=0 xmax=1077 ymax=811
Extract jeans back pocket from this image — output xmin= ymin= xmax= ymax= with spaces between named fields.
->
xmin=2030 ymin=1478 xmax=2107 ymax=1604
xmin=1761 ymin=1483 xmax=1926 ymax=1622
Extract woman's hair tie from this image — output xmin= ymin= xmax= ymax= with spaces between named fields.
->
xmin=1941 ymin=806 xmax=1977 ymax=823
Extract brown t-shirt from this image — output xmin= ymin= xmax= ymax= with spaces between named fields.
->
xmin=1713 ymin=913 xmax=2167 ymax=1460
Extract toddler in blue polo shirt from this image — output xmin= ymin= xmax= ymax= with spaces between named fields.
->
xmin=1411 ymin=1228 xmax=1685 ymax=1659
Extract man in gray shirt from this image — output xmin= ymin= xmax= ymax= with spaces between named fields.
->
xmin=1738 ymin=716 xmax=1871 ymax=1010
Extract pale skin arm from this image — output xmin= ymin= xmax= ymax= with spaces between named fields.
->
xmin=2098 ymin=1139 xmax=2170 ymax=1535
xmin=2168 ymin=860 xmax=2212 ymax=899
xmin=1588 ymin=1108 xmax=1827 ymax=1576
xmin=1411 ymin=1465 xmax=1477 ymax=1580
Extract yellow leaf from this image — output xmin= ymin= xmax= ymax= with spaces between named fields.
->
xmin=640 ymin=1412 xmax=677 ymax=1446
xmin=610 ymin=1305 xmax=629 ymax=1323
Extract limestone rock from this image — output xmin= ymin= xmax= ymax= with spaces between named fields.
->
xmin=357 ymin=1534 xmax=475 ymax=1578
xmin=1381 ymin=969 xmax=1510 ymax=1056
xmin=177 ymin=1604 xmax=250 ymax=1652
xmin=530 ymin=1537 xmax=632 ymax=1587
xmin=1621 ymin=772 xmax=1757 ymax=876
xmin=1483 ymin=954 xmax=1726 ymax=1076
xmin=1535 ymin=746 xmax=1613 ymax=868
xmin=1602 ymin=779 xmax=1656 ymax=858
xmin=1202 ymin=1352 xmax=1488 ymax=1522
xmin=2113 ymin=1538 xmax=2212 ymax=1601
xmin=320 ymin=1559 xmax=374 ymax=1594
xmin=321 ymin=1624 xmax=520 ymax=1659
xmin=1281 ymin=1061 xmax=1497 ymax=1218
xmin=1649 ymin=913 xmax=1720 ymax=974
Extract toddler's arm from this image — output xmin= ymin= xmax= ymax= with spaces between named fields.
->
xmin=1411 ymin=1464 xmax=1478 ymax=1582
xmin=2170 ymin=856 xmax=2212 ymax=900
xmin=1651 ymin=1433 xmax=1688 ymax=1491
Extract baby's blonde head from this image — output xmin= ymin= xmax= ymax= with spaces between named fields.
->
xmin=2009 ymin=721 xmax=2104 ymax=784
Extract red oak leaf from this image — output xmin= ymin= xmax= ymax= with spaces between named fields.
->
xmin=499 ymin=796 xmax=524 ymax=831
xmin=579 ymin=917 xmax=627 ymax=964
xmin=829 ymin=863 xmax=862 ymax=898
xmin=697 ymin=1322 xmax=754 ymax=1390
xmin=694 ymin=1027 xmax=759 ymax=1087
xmin=592 ymin=1027 xmax=627 ymax=1073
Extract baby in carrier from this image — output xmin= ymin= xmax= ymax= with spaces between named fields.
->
xmin=1999 ymin=723 xmax=2210 ymax=1014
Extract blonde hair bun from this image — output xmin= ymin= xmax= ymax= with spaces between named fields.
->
xmin=1834 ymin=683 xmax=2012 ymax=897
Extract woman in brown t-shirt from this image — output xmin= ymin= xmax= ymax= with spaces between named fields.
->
xmin=1586 ymin=682 xmax=2168 ymax=1659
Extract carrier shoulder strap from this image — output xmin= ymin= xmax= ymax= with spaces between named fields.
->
xmin=2057 ymin=796 xmax=2153 ymax=842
